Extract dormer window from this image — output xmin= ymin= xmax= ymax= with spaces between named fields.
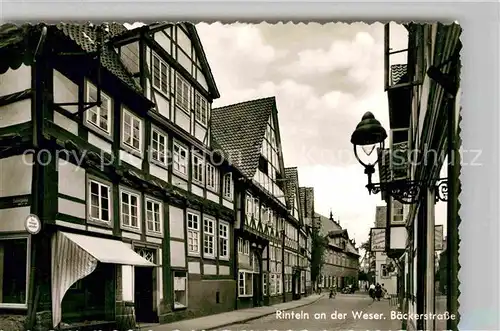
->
xmin=195 ymin=92 xmax=208 ymax=126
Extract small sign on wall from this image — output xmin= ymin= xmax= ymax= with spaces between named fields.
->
xmin=24 ymin=214 xmax=41 ymax=235
xmin=370 ymin=228 xmax=386 ymax=252
xmin=435 ymin=225 xmax=444 ymax=251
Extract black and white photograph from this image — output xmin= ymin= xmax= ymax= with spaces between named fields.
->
xmin=0 ymin=21 xmax=461 ymax=331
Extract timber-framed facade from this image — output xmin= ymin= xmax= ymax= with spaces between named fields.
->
xmin=0 ymin=22 xmax=239 ymax=330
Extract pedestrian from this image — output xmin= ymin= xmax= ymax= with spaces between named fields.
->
xmin=369 ymin=283 xmax=376 ymax=301
xmin=365 ymin=284 xmax=368 ymax=292
xmin=375 ymin=283 xmax=382 ymax=301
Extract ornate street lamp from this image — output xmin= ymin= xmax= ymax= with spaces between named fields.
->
xmin=350 ymin=112 xmax=448 ymax=204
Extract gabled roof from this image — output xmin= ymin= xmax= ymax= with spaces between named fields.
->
xmin=55 ymin=23 xmax=142 ymax=93
xmin=184 ymin=24 xmax=220 ymax=99
xmin=284 ymin=167 xmax=299 ymax=209
xmin=110 ymin=22 xmax=220 ymax=100
xmin=211 ymin=96 xmax=276 ymax=178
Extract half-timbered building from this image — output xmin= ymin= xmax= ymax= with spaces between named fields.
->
xmin=283 ymin=167 xmax=308 ymax=300
xmin=299 ymin=186 xmax=315 ymax=294
xmin=211 ymin=97 xmax=296 ymax=308
xmin=0 ymin=22 xmax=236 ymax=330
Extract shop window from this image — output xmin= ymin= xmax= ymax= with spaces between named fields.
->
xmin=61 ymin=263 xmax=112 ymax=322
xmin=0 ymin=237 xmax=29 ymax=307
xmin=173 ymin=271 xmax=188 ymax=309
xmin=238 ymin=271 xmax=253 ymax=297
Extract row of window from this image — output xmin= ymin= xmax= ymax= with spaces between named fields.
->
xmin=186 ymin=212 xmax=229 ymax=260
xmin=89 ymin=178 xmax=163 ymax=234
xmin=152 ymin=53 xmax=209 ymax=126
xmin=237 ymin=238 xmax=250 ymax=255
xmin=324 ymin=251 xmax=358 ymax=268
xmin=86 ymin=85 xmax=233 ymax=199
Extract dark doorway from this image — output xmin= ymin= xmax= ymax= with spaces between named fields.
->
xmin=134 ymin=267 xmax=157 ymax=323
xmin=253 ymin=273 xmax=262 ymax=307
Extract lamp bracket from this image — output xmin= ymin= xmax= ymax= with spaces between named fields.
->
xmin=366 ymin=177 xmax=448 ymax=205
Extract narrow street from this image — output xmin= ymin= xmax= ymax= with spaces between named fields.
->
xmin=220 ymin=293 xmax=402 ymax=331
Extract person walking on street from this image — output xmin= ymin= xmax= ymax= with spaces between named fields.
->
xmin=375 ymin=283 xmax=382 ymax=301
xmin=369 ymin=283 xmax=376 ymax=301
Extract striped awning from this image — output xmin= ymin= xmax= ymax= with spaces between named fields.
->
xmin=51 ymin=231 xmax=156 ymax=327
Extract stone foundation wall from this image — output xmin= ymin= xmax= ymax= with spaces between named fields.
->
xmin=0 ymin=314 xmax=25 ymax=331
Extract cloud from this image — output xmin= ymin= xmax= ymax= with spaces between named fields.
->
xmin=195 ymin=22 xmax=426 ymax=247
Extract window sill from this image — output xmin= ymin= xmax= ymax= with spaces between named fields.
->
xmin=84 ymin=121 xmax=113 ymax=141
xmin=120 ymin=225 xmax=142 ymax=234
xmin=0 ymin=303 xmax=28 ymax=310
xmin=192 ymin=180 xmax=205 ymax=188
xmin=206 ymin=187 xmax=219 ymax=194
xmin=203 ymin=255 xmax=216 ymax=260
xmin=219 ymin=257 xmax=229 ymax=262
xmin=120 ymin=143 xmax=143 ymax=159
xmin=194 ymin=119 xmax=207 ymax=128
xmin=145 ymin=231 xmax=163 ymax=239
xmin=173 ymin=303 xmax=187 ymax=310
xmin=150 ymin=159 xmax=169 ymax=171
xmin=238 ymin=294 xmax=253 ymax=298
xmin=223 ymin=196 xmax=233 ymax=203
xmin=188 ymin=252 xmax=200 ymax=257
xmin=175 ymin=104 xmax=190 ymax=115
xmin=87 ymin=218 xmax=113 ymax=228
xmin=152 ymin=86 xmax=170 ymax=101
xmin=172 ymin=170 xmax=189 ymax=180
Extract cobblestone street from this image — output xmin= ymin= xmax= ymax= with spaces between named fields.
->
xmin=219 ymin=294 xmax=402 ymax=331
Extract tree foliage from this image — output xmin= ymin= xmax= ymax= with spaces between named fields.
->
xmin=358 ymin=270 xmax=369 ymax=282
xmin=310 ymin=227 xmax=329 ymax=284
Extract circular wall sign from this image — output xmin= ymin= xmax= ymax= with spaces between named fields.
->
xmin=24 ymin=214 xmax=41 ymax=235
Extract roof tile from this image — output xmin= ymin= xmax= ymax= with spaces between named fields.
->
xmin=55 ymin=23 xmax=142 ymax=93
xmin=211 ymin=97 xmax=275 ymax=178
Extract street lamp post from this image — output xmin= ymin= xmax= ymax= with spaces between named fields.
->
xmin=350 ymin=50 xmax=460 ymax=330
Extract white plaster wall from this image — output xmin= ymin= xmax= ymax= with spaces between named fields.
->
xmin=119 ymin=150 xmax=142 ymax=169
xmin=219 ymin=266 xmax=230 ymax=275
xmin=88 ymin=133 xmax=112 ymax=154
xmin=172 ymin=176 xmax=188 ymax=190
xmin=188 ymin=261 xmax=200 ymax=274
xmin=53 ymin=69 xmax=78 ymax=113
xmin=177 ymin=51 xmax=191 ymax=74
xmin=122 ymin=265 xmax=134 ymax=302
xmin=57 ymin=159 xmax=86 ymax=200
xmin=176 ymin=27 xmax=192 ymax=56
xmin=0 ymin=154 xmax=33 ymax=197
xmin=204 ymin=264 xmax=217 ymax=275
xmin=0 ymin=206 xmax=31 ymax=232
xmin=169 ymin=206 xmax=184 ymax=239
xmin=155 ymin=92 xmax=170 ymax=120
xmin=191 ymin=184 xmax=203 ymax=197
xmin=222 ymin=199 xmax=233 ymax=209
xmin=0 ymin=99 xmax=31 ymax=128
xmin=170 ymin=240 xmax=186 ymax=267
xmin=58 ymin=198 xmax=86 ymax=219
xmin=0 ymin=65 xmax=31 ymax=96
xmin=54 ymin=111 xmax=78 ymax=136
xmin=150 ymin=164 xmax=168 ymax=181
xmin=196 ymin=68 xmax=209 ymax=92
xmin=153 ymin=32 xmax=172 ymax=56
xmin=206 ymin=191 xmax=218 ymax=203
xmin=157 ymin=248 xmax=163 ymax=307
xmin=175 ymin=109 xmax=190 ymax=133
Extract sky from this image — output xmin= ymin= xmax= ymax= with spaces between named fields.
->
xmin=196 ymin=22 xmax=447 ymax=248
